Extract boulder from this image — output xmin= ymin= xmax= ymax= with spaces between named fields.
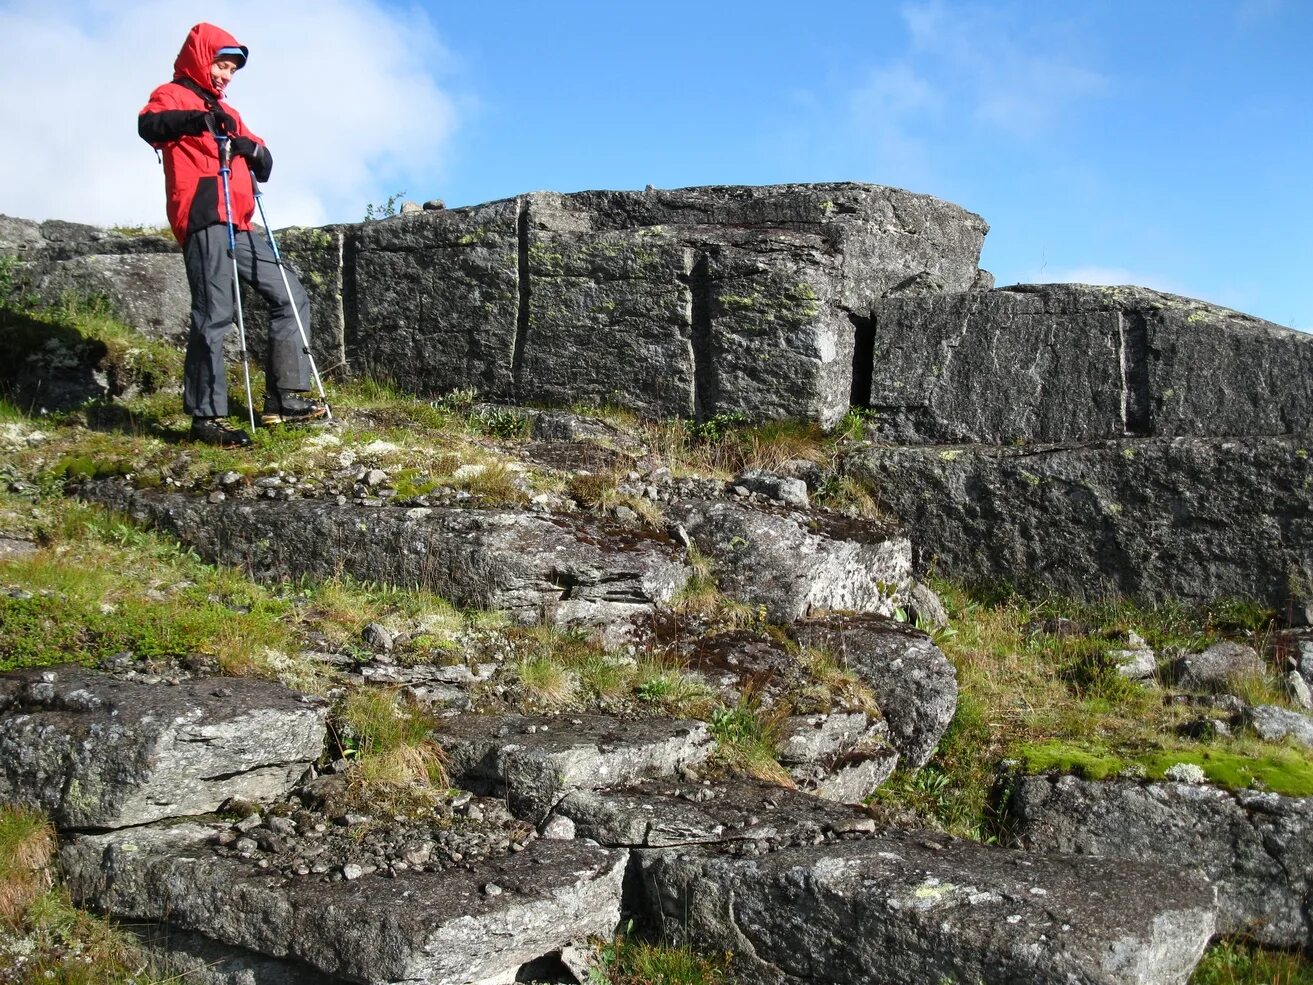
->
xmin=1 ymin=215 xmax=187 ymax=341
xmin=864 ymin=285 xmax=1313 ymax=443
xmin=792 ymin=615 xmax=958 ymax=769
xmin=846 ymin=435 xmax=1313 ymax=608
xmin=638 ymin=831 xmax=1215 ymax=985
xmin=1009 ymin=773 xmax=1313 ymax=947
xmin=672 ymin=500 xmax=912 ymax=622
xmin=60 ymin=821 xmax=627 ymax=985
xmin=434 ymin=713 xmax=713 ymax=821
xmin=1174 ymin=641 xmax=1265 ymax=692
xmin=1243 ymin=704 xmax=1313 ymax=748
xmin=350 ymin=183 xmax=986 ymax=423
xmin=123 ymin=925 xmax=340 ymax=985
xmin=0 ymin=667 xmax=326 ymax=829
xmin=83 ymin=483 xmax=690 ymax=634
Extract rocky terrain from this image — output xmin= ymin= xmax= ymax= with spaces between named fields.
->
xmin=1 ymin=182 xmax=1311 ymax=985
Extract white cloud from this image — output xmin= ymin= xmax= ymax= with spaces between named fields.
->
xmin=0 ymin=0 xmax=459 ymax=230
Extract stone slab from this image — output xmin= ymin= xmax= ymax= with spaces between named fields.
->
xmin=0 ymin=667 xmax=325 ymax=829
xmin=435 ymin=713 xmax=713 ymax=822
xmin=60 ymin=822 xmax=627 ymax=985
xmin=1009 ymin=773 xmax=1313 ymax=948
xmin=639 ymin=832 xmax=1216 ymax=985
xmin=845 ymin=435 xmax=1313 ymax=607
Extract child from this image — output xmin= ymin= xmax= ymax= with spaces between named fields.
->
xmin=139 ymin=22 xmax=326 ymax=447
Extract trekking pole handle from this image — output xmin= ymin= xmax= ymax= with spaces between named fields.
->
xmin=216 ymin=134 xmax=232 ymax=172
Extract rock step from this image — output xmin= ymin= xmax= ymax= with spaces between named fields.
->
xmin=83 ymin=483 xmax=690 ymax=634
xmin=60 ymin=821 xmax=627 ymax=985
xmin=847 ymin=434 xmax=1313 ymax=608
xmin=1008 ymin=773 xmax=1313 ymax=949
xmin=434 ymin=713 xmax=713 ymax=823
xmin=639 ymin=831 xmax=1216 ymax=985
xmin=0 ymin=666 xmax=325 ymax=829
xmin=553 ymin=776 xmax=880 ymax=849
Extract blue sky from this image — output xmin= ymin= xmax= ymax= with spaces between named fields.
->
xmin=1 ymin=0 xmax=1308 ymax=329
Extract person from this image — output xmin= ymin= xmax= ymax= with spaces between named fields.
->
xmin=138 ymin=22 xmax=326 ymax=447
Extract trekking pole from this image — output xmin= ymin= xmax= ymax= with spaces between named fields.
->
xmin=253 ymin=184 xmax=332 ymax=420
xmin=216 ymin=135 xmax=257 ymax=432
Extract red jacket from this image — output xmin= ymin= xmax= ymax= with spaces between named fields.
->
xmin=138 ymin=23 xmax=270 ymax=244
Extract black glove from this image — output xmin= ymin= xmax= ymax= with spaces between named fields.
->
xmin=230 ymin=135 xmax=259 ymax=160
xmin=209 ymin=105 xmax=238 ymax=135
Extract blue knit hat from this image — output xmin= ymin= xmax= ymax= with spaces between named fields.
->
xmin=215 ymin=45 xmax=248 ymax=67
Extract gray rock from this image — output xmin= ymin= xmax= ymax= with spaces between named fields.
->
xmin=541 ymin=814 xmax=576 ymax=841
xmin=1176 ymin=641 xmax=1265 ymax=692
xmin=557 ymin=777 xmax=875 ymax=848
xmin=61 ymin=822 xmax=627 ymax=985
xmin=434 ymin=713 xmax=713 ymax=822
xmin=777 ymin=712 xmax=899 ymax=803
xmin=126 ymin=923 xmax=343 ymax=985
xmin=1243 ymin=704 xmax=1313 ymax=748
xmin=1009 ymin=773 xmax=1313 ymax=947
xmin=83 ymin=484 xmax=690 ymax=634
xmin=361 ymin=621 xmax=394 ymax=653
xmin=864 ymin=284 xmax=1313 ymax=443
xmin=792 ymin=615 xmax=957 ymax=769
xmin=1286 ymin=670 xmax=1312 ymax=709
xmin=732 ymin=469 xmax=810 ymax=508
xmin=845 ymin=436 xmax=1313 ymax=608
xmin=1108 ymin=635 xmax=1157 ymax=680
xmin=352 ymin=198 xmax=521 ymax=400
xmin=672 ymin=500 xmax=912 ymax=623
xmin=906 ymin=581 xmax=949 ymax=630
xmin=0 ymin=667 xmax=326 ymax=830
xmin=638 ymin=831 xmax=1215 ymax=985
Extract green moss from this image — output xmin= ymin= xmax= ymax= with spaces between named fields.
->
xmin=1190 ymin=938 xmax=1313 ymax=984
xmin=1018 ymin=740 xmax=1313 ymax=797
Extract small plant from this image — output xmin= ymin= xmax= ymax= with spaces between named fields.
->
xmin=589 ymin=922 xmax=734 ymax=985
xmin=334 ymin=688 xmax=448 ymax=811
xmin=709 ymin=687 xmax=791 ymax=785
xmin=364 ymin=191 xmax=407 ymax=221
xmin=1190 ymin=938 xmax=1313 ymax=984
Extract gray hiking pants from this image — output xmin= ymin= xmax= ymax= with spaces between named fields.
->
xmin=183 ymin=224 xmax=311 ymax=418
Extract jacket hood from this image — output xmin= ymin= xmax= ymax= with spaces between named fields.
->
xmin=173 ymin=23 xmax=248 ymax=95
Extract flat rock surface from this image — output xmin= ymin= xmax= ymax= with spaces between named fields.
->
xmin=60 ymin=822 xmax=627 ymax=985
xmin=434 ymin=712 xmax=714 ymax=821
xmin=640 ymin=831 xmax=1216 ymax=985
xmin=847 ymin=435 xmax=1313 ymax=607
xmin=1009 ymin=773 xmax=1313 ymax=948
xmin=672 ymin=499 xmax=912 ymax=622
xmin=792 ymin=615 xmax=957 ymax=769
xmin=555 ymin=776 xmax=878 ymax=849
xmin=0 ymin=666 xmax=325 ymax=829
xmin=84 ymin=483 xmax=690 ymax=633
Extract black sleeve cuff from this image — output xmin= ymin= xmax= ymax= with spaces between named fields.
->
xmin=138 ymin=109 xmax=208 ymax=144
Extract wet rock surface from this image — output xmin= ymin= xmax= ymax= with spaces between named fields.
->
xmin=0 ymin=666 xmax=325 ymax=829
xmin=638 ymin=830 xmax=1216 ymax=985
xmin=60 ymin=821 xmax=627 ymax=985
xmin=1009 ymin=773 xmax=1313 ymax=947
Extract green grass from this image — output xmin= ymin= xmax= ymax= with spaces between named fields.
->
xmin=333 ymin=688 xmax=448 ymax=812
xmin=709 ymin=693 xmax=791 ymax=785
xmin=590 ymin=925 xmax=734 ymax=985
xmin=1191 ymin=940 xmax=1313 ymax=984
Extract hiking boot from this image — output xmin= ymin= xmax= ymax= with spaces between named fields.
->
xmin=261 ymin=390 xmax=329 ymax=426
xmin=190 ymin=416 xmax=252 ymax=448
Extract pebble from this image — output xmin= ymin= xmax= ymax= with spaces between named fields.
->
xmin=483 ymin=882 xmax=503 ymax=896
xmin=342 ymin=863 xmax=364 ymax=881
